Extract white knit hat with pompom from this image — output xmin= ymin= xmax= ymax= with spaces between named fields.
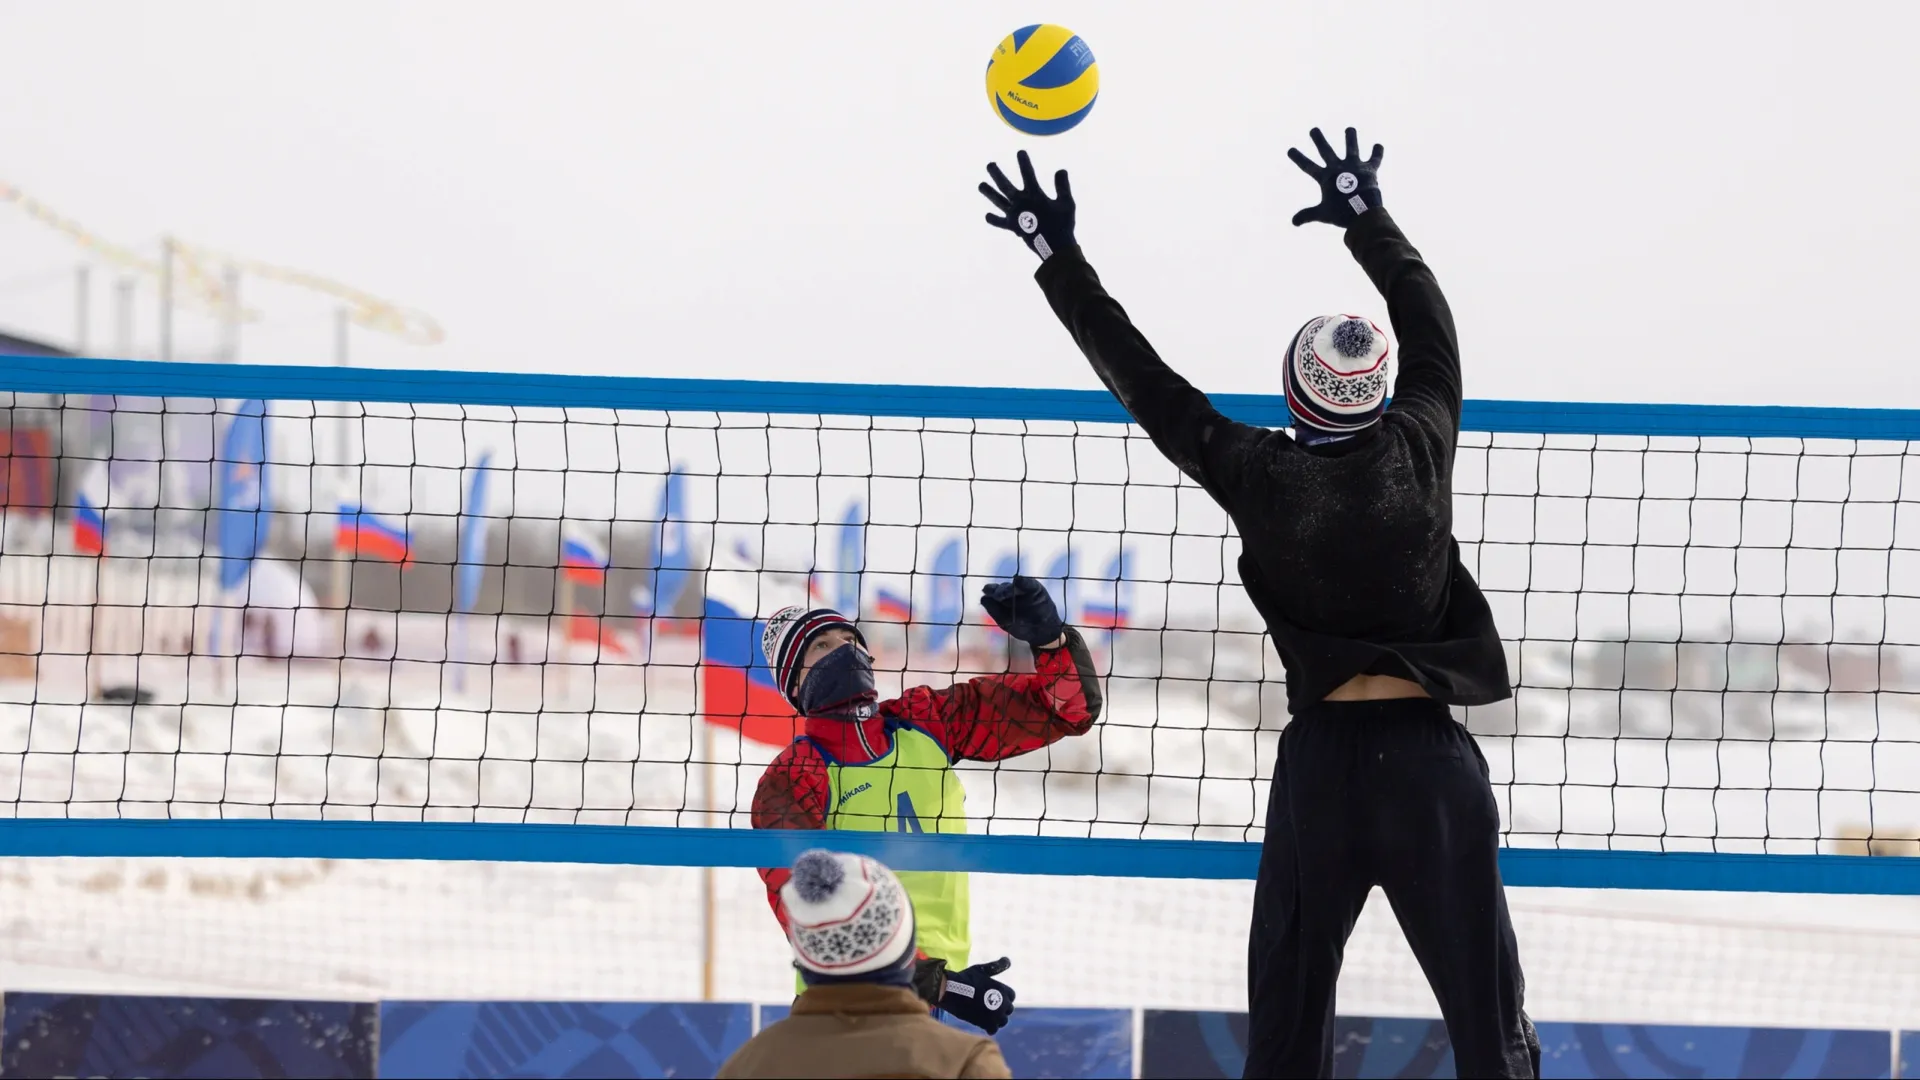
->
xmin=781 ymin=849 xmax=916 ymax=977
xmin=1285 ymin=314 xmax=1390 ymax=436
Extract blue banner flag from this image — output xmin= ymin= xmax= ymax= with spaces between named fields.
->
xmin=455 ymin=452 xmax=492 ymax=615
xmin=923 ymin=536 xmax=965 ymax=650
xmin=634 ymin=466 xmax=694 ymax=618
xmin=834 ymin=500 xmax=863 ymax=615
xmin=213 ymin=400 xmax=268 ymax=590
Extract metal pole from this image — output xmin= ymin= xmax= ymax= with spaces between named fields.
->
xmin=701 ymin=718 xmax=717 ymax=1001
xmin=333 ymin=306 xmax=354 ymax=647
xmin=73 ymin=265 xmax=90 ymax=353
xmin=157 ymin=237 xmax=174 ymax=361
xmin=113 ymin=276 xmax=135 ymax=358
xmin=222 ymin=264 xmax=242 ymax=363
xmin=335 ymin=307 xmax=352 ymax=519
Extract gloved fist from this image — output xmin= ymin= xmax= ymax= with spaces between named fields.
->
xmin=1287 ymin=126 xmax=1385 ymax=228
xmin=979 ymin=150 xmax=1076 ymax=261
xmin=980 ymin=576 xmax=1065 ymax=647
xmin=940 ymin=957 xmax=1017 ymax=1035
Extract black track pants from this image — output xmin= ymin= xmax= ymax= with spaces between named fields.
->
xmin=1242 ymin=698 xmax=1540 ymax=1079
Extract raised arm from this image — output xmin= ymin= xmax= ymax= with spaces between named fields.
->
xmin=894 ymin=577 xmax=1102 ymax=762
xmin=1286 ymin=126 xmax=1461 ymax=445
xmin=1344 ymin=209 xmax=1461 ymax=441
xmin=979 ymin=150 xmax=1270 ymax=503
xmin=891 ymin=625 xmax=1102 ymax=763
xmin=1034 ymin=251 xmax=1270 ymax=502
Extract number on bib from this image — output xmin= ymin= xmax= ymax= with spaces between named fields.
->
xmin=897 ymin=791 xmax=924 ymax=834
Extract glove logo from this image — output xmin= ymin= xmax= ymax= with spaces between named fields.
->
xmin=1336 ymin=172 xmax=1359 ymax=194
xmin=1017 ymin=211 xmax=1038 ymax=235
xmin=984 ymin=988 xmax=1004 ymax=1011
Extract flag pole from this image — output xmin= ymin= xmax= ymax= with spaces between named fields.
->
xmin=333 ymin=519 xmax=353 ymax=655
xmin=333 ymin=307 xmax=353 ymax=656
xmin=222 ymin=264 xmax=242 ymax=363
xmin=450 ymin=470 xmax=467 ymax=694
xmin=157 ymin=237 xmax=173 ymax=361
xmin=701 ymin=712 xmax=717 ymax=1001
xmin=112 ymin=275 xmax=134 ymax=357
xmin=686 ymin=596 xmax=717 ymax=1000
xmin=73 ymin=265 xmax=90 ymax=354
xmin=85 ymin=469 xmax=104 ymax=704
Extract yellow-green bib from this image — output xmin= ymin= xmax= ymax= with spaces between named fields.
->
xmin=804 ymin=724 xmax=969 ymax=989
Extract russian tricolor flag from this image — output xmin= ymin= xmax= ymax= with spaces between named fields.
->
xmin=568 ymin=613 xmax=631 ymax=658
xmin=872 ymin=588 xmax=912 ymax=623
xmin=72 ymin=463 xmax=107 ymax=556
xmin=699 ymin=558 xmax=803 ymax=748
xmin=336 ymin=504 xmax=412 ymax=566
xmin=561 ymin=532 xmax=609 ymax=586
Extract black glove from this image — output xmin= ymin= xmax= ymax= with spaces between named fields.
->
xmin=1287 ymin=126 xmax=1385 ymax=228
xmin=939 ymin=957 xmax=1017 ymax=1035
xmin=980 ymin=575 xmax=1065 ymax=647
xmin=979 ymin=150 xmax=1076 ymax=261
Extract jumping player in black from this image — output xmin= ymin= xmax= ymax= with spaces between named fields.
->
xmin=977 ymin=128 xmax=1541 ymax=1078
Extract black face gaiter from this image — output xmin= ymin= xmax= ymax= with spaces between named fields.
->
xmin=797 ymin=642 xmax=877 ymax=718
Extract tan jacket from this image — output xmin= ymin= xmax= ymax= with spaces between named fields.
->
xmin=717 ymin=983 xmax=1011 ymax=1079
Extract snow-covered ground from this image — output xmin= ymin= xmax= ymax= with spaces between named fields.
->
xmin=2 ymin=855 xmax=1918 ymax=1031
xmin=0 ymin=629 xmax=1917 ymax=1031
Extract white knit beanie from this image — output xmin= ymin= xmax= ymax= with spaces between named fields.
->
xmin=781 ymin=849 xmax=917 ymax=978
xmin=1285 ymin=314 xmax=1390 ymax=436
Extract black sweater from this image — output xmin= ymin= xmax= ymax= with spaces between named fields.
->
xmin=1034 ymin=209 xmax=1512 ymax=714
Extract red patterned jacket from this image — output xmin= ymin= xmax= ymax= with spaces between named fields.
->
xmin=751 ymin=627 xmax=1103 ymax=938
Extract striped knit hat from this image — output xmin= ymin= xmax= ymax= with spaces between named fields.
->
xmin=762 ymin=605 xmax=868 ymax=710
xmin=1284 ymin=314 xmax=1390 ymax=438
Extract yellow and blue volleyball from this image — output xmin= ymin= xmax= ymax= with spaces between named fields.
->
xmin=985 ymin=24 xmax=1099 ymax=136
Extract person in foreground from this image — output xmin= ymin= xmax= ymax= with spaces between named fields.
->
xmin=978 ymin=129 xmax=1541 ymax=1078
xmin=718 ymin=849 xmax=1013 ymax=1079
xmin=750 ymin=576 xmax=1102 ymax=1035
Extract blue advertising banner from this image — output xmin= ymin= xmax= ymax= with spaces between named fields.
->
xmin=1537 ymin=1023 xmax=1892 ymax=1080
xmin=0 ymin=992 xmax=376 ymax=1079
xmin=0 ymin=991 xmax=1900 ymax=1078
xmin=1140 ymin=1011 xmax=1895 ymax=1080
xmin=757 ymin=1003 xmax=1131 ymax=1079
xmin=378 ymin=1001 xmax=753 ymax=1079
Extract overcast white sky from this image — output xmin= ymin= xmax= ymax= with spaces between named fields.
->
xmin=0 ymin=1 xmax=1915 ymax=409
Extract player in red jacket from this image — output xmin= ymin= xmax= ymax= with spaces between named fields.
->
xmin=750 ymin=575 xmax=1103 ymax=1034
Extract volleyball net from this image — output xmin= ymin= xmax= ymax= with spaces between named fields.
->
xmin=1 ymin=356 xmax=1918 ymax=1034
